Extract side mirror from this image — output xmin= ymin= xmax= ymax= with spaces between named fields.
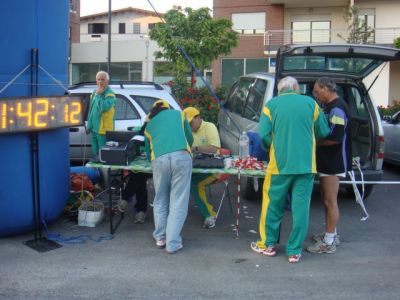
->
xmin=383 ymin=115 xmax=392 ymax=122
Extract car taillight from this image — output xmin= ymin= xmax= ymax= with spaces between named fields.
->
xmin=377 ymin=135 xmax=384 ymax=159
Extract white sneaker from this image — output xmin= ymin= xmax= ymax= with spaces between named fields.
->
xmin=156 ymin=239 xmax=166 ymax=249
xmin=203 ymin=216 xmax=216 ymax=228
xmin=133 ymin=211 xmax=146 ymax=224
xmin=312 ymin=232 xmax=341 ymax=246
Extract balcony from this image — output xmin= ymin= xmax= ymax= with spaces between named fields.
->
xmin=80 ymin=33 xmax=151 ymax=43
xmin=263 ymin=27 xmax=400 ymax=54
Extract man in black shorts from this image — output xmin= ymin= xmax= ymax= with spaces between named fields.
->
xmin=307 ymin=77 xmax=351 ymax=254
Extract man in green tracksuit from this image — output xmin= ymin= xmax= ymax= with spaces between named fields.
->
xmin=86 ymin=71 xmax=116 ymax=158
xmin=251 ymin=76 xmax=330 ymax=263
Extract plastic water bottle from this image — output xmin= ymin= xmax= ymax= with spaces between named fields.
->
xmin=239 ymin=131 xmax=249 ymax=159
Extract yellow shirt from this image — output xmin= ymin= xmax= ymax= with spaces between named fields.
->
xmin=193 ymin=121 xmax=221 ymax=148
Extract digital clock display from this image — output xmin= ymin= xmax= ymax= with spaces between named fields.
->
xmin=0 ymin=96 xmax=83 ymax=134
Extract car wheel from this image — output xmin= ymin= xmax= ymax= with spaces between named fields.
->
xmin=243 ymin=177 xmax=263 ymax=200
xmin=345 ymin=185 xmax=374 ymax=199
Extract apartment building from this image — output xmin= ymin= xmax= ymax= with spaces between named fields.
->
xmin=70 ymin=7 xmax=164 ymax=84
xmin=212 ymin=0 xmax=400 ymax=106
xmin=70 ymin=0 xmax=80 ymax=43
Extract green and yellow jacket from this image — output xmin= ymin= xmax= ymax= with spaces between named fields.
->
xmin=259 ymin=89 xmax=330 ymax=175
xmin=87 ymin=86 xmax=116 ymax=135
xmin=144 ymin=109 xmax=193 ymax=161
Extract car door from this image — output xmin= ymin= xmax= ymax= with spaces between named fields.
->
xmin=243 ymin=78 xmax=269 ymax=126
xmin=218 ymin=77 xmax=255 ymax=154
xmin=383 ymin=111 xmax=400 ymax=163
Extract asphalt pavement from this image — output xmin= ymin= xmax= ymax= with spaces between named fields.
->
xmin=1 ymin=164 xmax=400 ymax=299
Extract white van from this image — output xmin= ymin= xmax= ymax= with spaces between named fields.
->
xmin=218 ymin=44 xmax=400 ymax=198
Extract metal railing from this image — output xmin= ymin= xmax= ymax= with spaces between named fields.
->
xmin=264 ymin=27 xmax=400 ymax=50
xmin=79 ymin=33 xmax=151 ymax=43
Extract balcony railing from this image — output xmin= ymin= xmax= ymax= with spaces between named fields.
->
xmin=264 ymin=27 xmax=400 ymax=51
xmin=79 ymin=33 xmax=151 ymax=43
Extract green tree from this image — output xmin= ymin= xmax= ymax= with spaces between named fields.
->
xmin=394 ymin=37 xmax=400 ymax=49
xmin=338 ymin=6 xmax=375 ymax=44
xmin=149 ymin=7 xmax=238 ymax=86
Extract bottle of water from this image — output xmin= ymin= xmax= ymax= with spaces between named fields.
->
xmin=239 ymin=131 xmax=249 ymax=159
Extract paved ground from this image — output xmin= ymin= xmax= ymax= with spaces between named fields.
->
xmin=1 ymin=164 xmax=400 ymax=299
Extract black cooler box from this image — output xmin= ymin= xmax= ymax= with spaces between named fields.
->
xmin=99 ymin=131 xmax=143 ymax=165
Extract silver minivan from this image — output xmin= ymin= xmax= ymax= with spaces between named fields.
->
xmin=218 ymin=44 xmax=400 ymax=198
xmin=382 ymin=111 xmax=400 ymax=165
xmin=68 ymin=82 xmax=181 ymax=162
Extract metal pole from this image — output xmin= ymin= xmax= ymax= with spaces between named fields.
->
xmin=145 ymin=39 xmax=149 ymax=81
xmin=107 ymin=0 xmax=111 ymax=76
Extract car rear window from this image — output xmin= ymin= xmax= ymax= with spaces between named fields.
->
xmin=283 ymin=56 xmax=375 ymax=75
xmin=131 ymin=95 xmax=162 ymax=114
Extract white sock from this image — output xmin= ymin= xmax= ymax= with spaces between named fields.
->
xmin=324 ymin=232 xmax=335 ymax=245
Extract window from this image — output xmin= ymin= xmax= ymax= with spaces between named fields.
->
xmin=148 ymin=23 xmax=156 ymax=30
xmin=231 ymin=77 xmax=255 ymax=115
xmin=88 ymin=23 xmax=108 ymax=34
xmin=153 ymin=62 xmax=174 ymax=84
xmin=221 ymin=58 xmax=269 ymax=88
xmin=232 ymin=12 xmax=265 ymax=34
xmin=222 ymin=59 xmax=244 ymax=89
xmin=70 ymin=0 xmax=77 ymax=12
xmin=133 ymin=23 xmax=141 ymax=34
xmin=292 ymin=21 xmax=330 ymax=43
xmin=119 ymin=23 xmax=126 ymax=34
xmin=282 ymin=56 xmax=376 ymax=76
xmin=246 ymin=58 xmax=269 ymax=74
xmin=71 ymin=62 xmax=142 ymax=84
xmin=132 ymin=96 xmax=162 ymax=114
xmin=357 ymin=8 xmax=375 ymax=43
xmin=349 ymin=86 xmax=368 ymax=117
xmin=114 ymin=95 xmax=140 ymax=120
xmin=243 ymin=79 xmax=268 ymax=121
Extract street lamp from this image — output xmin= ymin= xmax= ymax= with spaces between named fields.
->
xmin=140 ymin=35 xmax=150 ymax=81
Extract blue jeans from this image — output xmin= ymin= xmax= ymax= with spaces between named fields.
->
xmin=151 ymin=151 xmax=192 ymax=252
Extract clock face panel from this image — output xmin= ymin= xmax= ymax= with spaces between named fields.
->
xmin=0 ymin=96 xmax=83 ymax=134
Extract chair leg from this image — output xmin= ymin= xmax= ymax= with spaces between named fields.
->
xmin=215 ymin=183 xmax=228 ymax=219
xmin=215 ymin=180 xmax=233 ymax=220
xmin=225 ymin=181 xmax=233 ymax=213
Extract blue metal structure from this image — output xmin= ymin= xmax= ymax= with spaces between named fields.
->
xmin=0 ymin=0 xmax=70 ymax=235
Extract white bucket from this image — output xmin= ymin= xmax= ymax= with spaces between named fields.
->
xmin=78 ymin=201 xmax=104 ymax=227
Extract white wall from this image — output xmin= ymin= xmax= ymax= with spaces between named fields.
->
xmin=283 ymin=6 xmax=349 ymax=43
xmin=389 ymin=61 xmax=400 ymax=105
xmin=70 ymin=39 xmax=160 ymax=81
xmin=363 ymin=62 xmax=390 ymax=107
xmin=80 ymin=12 xmax=161 ymax=35
xmin=357 ymin=1 xmax=400 ymax=28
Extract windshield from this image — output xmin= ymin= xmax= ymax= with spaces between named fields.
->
xmin=283 ymin=56 xmax=379 ymax=75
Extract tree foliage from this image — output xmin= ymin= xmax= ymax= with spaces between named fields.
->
xmin=338 ymin=6 xmax=375 ymax=44
xmin=394 ymin=37 xmax=400 ymax=49
xmin=149 ymin=7 xmax=238 ymax=81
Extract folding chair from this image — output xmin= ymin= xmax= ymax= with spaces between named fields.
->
xmin=210 ymin=148 xmax=233 ymax=220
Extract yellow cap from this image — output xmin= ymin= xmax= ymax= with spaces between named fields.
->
xmin=152 ymin=99 xmax=171 ymax=109
xmin=183 ymin=107 xmax=200 ymax=123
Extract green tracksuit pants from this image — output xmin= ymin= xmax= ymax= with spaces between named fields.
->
xmin=256 ymin=173 xmax=314 ymax=256
xmin=91 ymin=133 xmax=106 ymax=156
xmin=190 ymin=173 xmax=219 ymax=219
